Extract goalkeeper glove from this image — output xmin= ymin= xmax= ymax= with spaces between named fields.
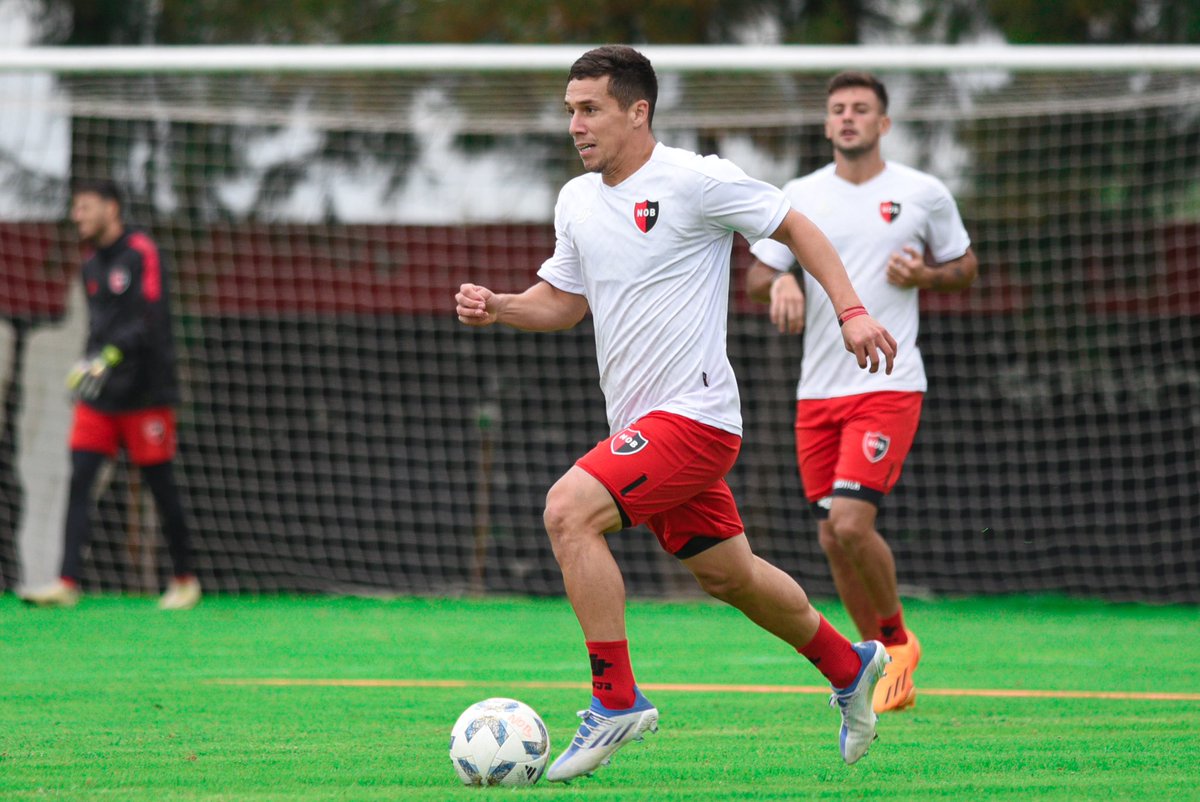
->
xmin=67 ymin=345 xmax=123 ymax=401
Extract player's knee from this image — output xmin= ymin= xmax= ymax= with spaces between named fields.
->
xmin=542 ymin=494 xmax=569 ymax=542
xmin=542 ymin=497 xmax=599 ymax=569
xmin=826 ymin=508 xmax=873 ymax=548
xmin=542 ymin=480 xmax=585 ymax=543
xmin=817 ymin=524 xmax=842 ymax=556
xmin=692 ymin=562 xmax=753 ymax=603
xmin=543 ymin=469 xmax=620 ymax=545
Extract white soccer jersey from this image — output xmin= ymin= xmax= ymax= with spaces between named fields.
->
xmin=750 ymin=162 xmax=971 ymax=400
xmin=538 ymin=142 xmax=791 ymax=435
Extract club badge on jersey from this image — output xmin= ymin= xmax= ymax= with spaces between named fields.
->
xmin=108 ymin=267 xmax=131 ymax=294
xmin=879 ymin=201 xmax=901 ymax=223
xmin=633 ymin=200 xmax=659 ymax=233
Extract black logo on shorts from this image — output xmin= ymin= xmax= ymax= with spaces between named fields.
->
xmin=863 ymin=431 xmax=890 ymax=463
xmin=611 ymin=429 xmax=648 ymax=456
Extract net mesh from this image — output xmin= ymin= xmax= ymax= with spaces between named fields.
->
xmin=0 ymin=65 xmax=1197 ymax=600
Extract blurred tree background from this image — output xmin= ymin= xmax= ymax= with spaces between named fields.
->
xmin=32 ymin=0 xmax=1200 ymax=46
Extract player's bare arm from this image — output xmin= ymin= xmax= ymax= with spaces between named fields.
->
xmin=769 ymin=210 xmax=898 ymax=374
xmin=456 ymin=280 xmax=589 ymax=332
xmin=746 ymin=260 xmax=805 ymax=335
xmin=886 ymin=245 xmax=978 ymax=291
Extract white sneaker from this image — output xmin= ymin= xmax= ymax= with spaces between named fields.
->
xmin=546 ymin=687 xmax=658 ymax=782
xmin=159 ymin=576 xmax=201 ymax=610
xmin=20 ymin=579 xmax=81 ymax=608
xmin=830 ymin=640 xmax=891 ymax=764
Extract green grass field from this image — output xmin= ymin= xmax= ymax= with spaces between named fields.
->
xmin=1 ymin=593 xmax=1197 ymax=801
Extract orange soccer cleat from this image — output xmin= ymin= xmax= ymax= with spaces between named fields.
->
xmin=873 ymin=629 xmax=921 ymax=713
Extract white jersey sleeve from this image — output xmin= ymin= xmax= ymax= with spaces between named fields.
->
xmin=923 ymin=178 xmax=972 ymax=264
xmin=747 ymin=226 xmax=796 ymax=271
xmin=538 ymin=187 xmax=587 ymax=295
xmin=697 ymin=158 xmax=791 ymax=245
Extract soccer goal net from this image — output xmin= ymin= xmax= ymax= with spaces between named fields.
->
xmin=1 ymin=45 xmax=1197 ymax=601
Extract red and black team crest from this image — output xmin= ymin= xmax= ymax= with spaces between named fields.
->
xmin=634 ymin=200 xmax=659 ymax=233
xmin=143 ymin=417 xmax=167 ymax=445
xmin=611 ymin=428 xmax=649 ymax=456
xmin=879 ymin=201 xmax=901 ymax=223
xmin=108 ymin=267 xmax=131 ymax=294
xmin=862 ymin=431 xmax=891 ymax=463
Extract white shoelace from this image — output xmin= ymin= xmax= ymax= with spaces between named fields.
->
xmin=571 ymin=709 xmax=615 ymax=748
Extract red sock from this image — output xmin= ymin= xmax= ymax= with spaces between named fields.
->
xmin=60 ymin=577 xmax=79 ymax=588
xmin=586 ymin=640 xmax=636 ymax=709
xmin=798 ymin=615 xmax=863 ymax=689
xmin=878 ymin=609 xmax=908 ymax=647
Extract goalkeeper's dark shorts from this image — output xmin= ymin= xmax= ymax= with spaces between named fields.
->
xmin=69 ymin=402 xmax=177 ymax=466
xmin=575 ymin=410 xmax=743 ymax=558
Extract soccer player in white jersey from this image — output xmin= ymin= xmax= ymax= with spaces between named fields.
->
xmin=747 ymin=71 xmax=978 ymax=714
xmin=456 ymin=47 xmax=899 ymax=781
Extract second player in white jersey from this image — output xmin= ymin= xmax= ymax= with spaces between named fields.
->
xmin=746 ymin=70 xmax=978 ymax=718
xmin=750 ymin=161 xmax=971 ymax=400
xmin=539 ymin=142 xmax=789 ymax=436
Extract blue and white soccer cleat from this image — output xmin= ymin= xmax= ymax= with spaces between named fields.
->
xmin=829 ymin=640 xmax=891 ymax=764
xmin=545 ymin=687 xmax=659 ymax=783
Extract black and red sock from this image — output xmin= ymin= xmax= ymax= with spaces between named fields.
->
xmin=798 ymin=615 xmax=863 ymax=689
xmin=878 ymin=609 xmax=908 ymax=647
xmin=587 ymin=639 xmax=636 ymax=709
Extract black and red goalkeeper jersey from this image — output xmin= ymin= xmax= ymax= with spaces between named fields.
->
xmin=80 ymin=226 xmax=180 ymax=412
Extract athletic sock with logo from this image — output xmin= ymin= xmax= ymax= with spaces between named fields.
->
xmin=586 ymin=640 xmax=636 ymax=710
xmin=878 ymin=608 xmax=909 ymax=647
xmin=798 ymin=615 xmax=863 ymax=689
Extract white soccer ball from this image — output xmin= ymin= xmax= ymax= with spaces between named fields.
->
xmin=448 ymin=697 xmax=550 ymax=787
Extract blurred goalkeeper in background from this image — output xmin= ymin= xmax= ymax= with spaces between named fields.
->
xmin=457 ymin=45 xmax=898 ymax=782
xmin=747 ymin=71 xmax=978 ymax=713
xmin=21 ymin=178 xmax=199 ymax=610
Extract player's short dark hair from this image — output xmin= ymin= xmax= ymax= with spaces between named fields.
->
xmin=827 ymin=71 xmax=889 ymax=113
xmin=71 ymin=178 xmax=123 ymax=212
xmin=569 ymin=45 xmax=658 ymax=128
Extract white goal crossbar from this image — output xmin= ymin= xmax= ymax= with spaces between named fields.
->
xmin=1 ymin=44 xmax=1200 ymax=74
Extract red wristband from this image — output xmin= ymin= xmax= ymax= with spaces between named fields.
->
xmin=837 ymin=306 xmax=868 ymax=327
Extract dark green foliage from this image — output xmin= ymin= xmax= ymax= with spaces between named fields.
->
xmin=34 ymin=0 xmax=1200 ymax=45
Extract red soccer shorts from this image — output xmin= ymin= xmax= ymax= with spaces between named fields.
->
xmin=69 ymin=403 xmax=177 ymax=466
xmin=575 ymin=410 xmax=744 ymax=557
xmin=795 ymin=391 xmax=923 ymax=517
